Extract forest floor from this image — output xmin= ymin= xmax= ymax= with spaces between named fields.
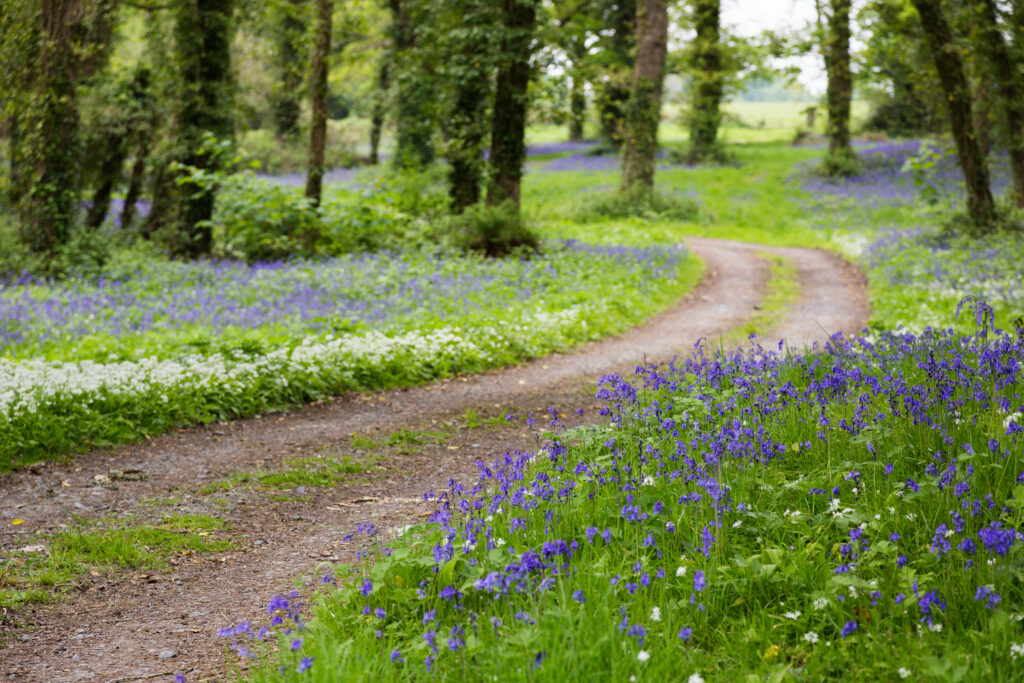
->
xmin=0 ymin=239 xmax=868 ymax=682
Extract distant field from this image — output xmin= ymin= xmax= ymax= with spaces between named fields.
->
xmin=527 ymin=100 xmax=873 ymax=145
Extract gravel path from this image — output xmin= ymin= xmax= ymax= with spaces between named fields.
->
xmin=0 ymin=239 xmax=868 ymax=682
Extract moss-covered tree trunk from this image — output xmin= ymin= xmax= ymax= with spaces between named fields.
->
xmin=486 ymin=0 xmax=537 ymax=208
xmin=389 ymin=0 xmax=434 ymax=168
xmin=621 ymin=0 xmax=668 ymax=193
xmin=369 ymin=58 xmax=389 ymax=165
xmin=568 ymin=37 xmax=586 ymax=142
xmin=269 ymin=0 xmax=306 ymax=139
xmin=911 ymin=0 xmax=996 ymax=227
xmin=164 ymin=0 xmax=236 ymax=258
xmin=443 ymin=0 xmax=495 ymax=212
xmin=973 ymin=0 xmax=1024 ymax=207
xmin=305 ymin=0 xmax=331 ymax=206
xmin=823 ymin=0 xmax=854 ymax=174
xmin=11 ymin=0 xmax=116 ymax=255
xmin=687 ymin=0 xmax=724 ymax=163
xmin=596 ymin=0 xmax=636 ymax=148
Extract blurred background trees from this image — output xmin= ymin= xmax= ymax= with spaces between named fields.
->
xmin=2 ymin=0 xmax=1023 ymax=270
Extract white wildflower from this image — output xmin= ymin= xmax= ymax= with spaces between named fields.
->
xmin=650 ymin=606 xmax=661 ymax=622
xmin=1011 ymin=643 xmax=1024 ymax=660
xmin=784 ymin=611 xmax=801 ymax=620
xmin=637 ymin=650 xmax=650 ymax=662
xmin=803 ymin=631 xmax=819 ymax=644
xmin=813 ymin=597 xmax=829 ymax=611
xmin=898 ymin=667 xmax=912 ymax=679
xmin=676 ymin=565 xmax=687 ymax=577
xmin=687 ymin=674 xmax=705 ymax=683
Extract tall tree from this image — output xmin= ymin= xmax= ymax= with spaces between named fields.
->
xmin=146 ymin=0 xmax=236 ymax=257
xmin=368 ymin=57 xmax=390 ymax=165
xmin=2 ymin=0 xmax=118 ymax=256
xmin=910 ymin=0 xmax=996 ymax=227
xmin=487 ymin=0 xmax=538 ymax=208
xmin=971 ymin=0 xmax=1024 ymax=206
xmin=687 ymin=0 xmax=725 ymax=163
xmin=438 ymin=0 xmax=497 ymax=212
xmin=820 ymin=0 xmax=855 ymax=174
xmin=567 ymin=35 xmax=587 ymax=142
xmin=305 ymin=0 xmax=331 ymax=205
xmin=269 ymin=0 xmax=307 ymax=139
xmin=621 ymin=0 xmax=668 ymax=193
xmin=593 ymin=0 xmax=636 ymax=148
xmin=389 ymin=0 xmax=434 ymax=168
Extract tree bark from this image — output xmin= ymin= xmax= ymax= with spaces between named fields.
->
xmin=823 ymin=0 xmax=854 ymax=172
xmin=973 ymin=0 xmax=1024 ymax=206
xmin=369 ymin=58 xmax=389 ymax=165
xmin=169 ymin=0 xmax=236 ymax=258
xmin=911 ymin=0 xmax=996 ymax=227
xmin=487 ymin=0 xmax=537 ymax=207
xmin=445 ymin=2 xmax=494 ymax=213
xmin=389 ymin=0 xmax=433 ymax=168
xmin=305 ymin=0 xmax=331 ymax=206
xmin=270 ymin=0 xmax=306 ymax=139
xmin=568 ymin=36 xmax=586 ymax=142
xmin=13 ymin=0 xmax=106 ymax=255
xmin=595 ymin=0 xmax=635 ymax=148
xmin=621 ymin=0 xmax=668 ymax=193
xmin=687 ymin=0 xmax=723 ymax=162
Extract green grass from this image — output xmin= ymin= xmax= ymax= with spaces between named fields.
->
xmin=201 ymin=453 xmax=381 ymax=495
xmin=234 ymin=311 xmax=1024 ymax=682
xmin=0 ymin=514 xmax=233 ymax=609
xmin=729 ymin=253 xmax=801 ymax=344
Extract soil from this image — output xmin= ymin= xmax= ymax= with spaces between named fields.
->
xmin=0 ymin=238 xmax=869 ymax=682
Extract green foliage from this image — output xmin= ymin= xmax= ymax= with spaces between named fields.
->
xmin=442 ymin=200 xmax=540 ymax=257
xmin=573 ymin=186 xmax=700 ymax=223
xmin=819 ymin=149 xmax=861 ymax=178
xmin=239 ymin=127 xmax=358 ymax=174
xmin=201 ymin=453 xmax=379 ymax=493
xmin=0 ymin=514 xmax=232 ymax=609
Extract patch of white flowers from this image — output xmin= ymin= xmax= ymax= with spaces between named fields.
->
xmin=0 ymin=306 xmax=587 ymax=420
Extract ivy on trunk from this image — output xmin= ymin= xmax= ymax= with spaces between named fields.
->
xmin=621 ymin=0 xmax=668 ymax=194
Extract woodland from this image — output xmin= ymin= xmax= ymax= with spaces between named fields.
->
xmin=2 ymin=0 xmax=1024 ymax=681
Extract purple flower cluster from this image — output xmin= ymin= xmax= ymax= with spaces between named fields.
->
xmin=0 ymin=241 xmax=685 ymax=354
xmin=225 ymin=298 xmax=1023 ymax=675
xmin=802 ymin=141 xmax=1013 ymax=204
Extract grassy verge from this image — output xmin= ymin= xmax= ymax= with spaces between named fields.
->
xmin=0 ymin=249 xmax=702 ymax=470
xmin=225 ymin=303 xmax=1024 ymax=681
xmin=0 ymin=514 xmax=233 ymax=609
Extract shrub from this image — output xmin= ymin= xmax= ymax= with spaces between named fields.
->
xmin=443 ymin=201 xmax=540 ymax=257
xmin=572 ymin=185 xmax=700 ymax=222
xmin=214 ymin=176 xmax=322 ymax=261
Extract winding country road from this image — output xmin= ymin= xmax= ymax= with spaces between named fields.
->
xmin=0 ymin=238 xmax=868 ymax=682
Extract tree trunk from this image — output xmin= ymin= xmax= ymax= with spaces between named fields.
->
xmin=596 ymin=0 xmax=636 ymax=148
xmin=120 ymin=145 xmax=148 ymax=230
xmin=305 ymin=0 xmax=331 ymax=206
xmin=823 ymin=0 xmax=854 ymax=173
xmin=487 ymin=0 xmax=537 ymax=207
xmin=84 ymin=136 xmax=127 ymax=229
xmin=270 ymin=0 xmax=306 ymax=139
xmin=971 ymin=77 xmax=990 ymax=157
xmin=14 ymin=0 xmax=90 ymax=255
xmin=445 ymin=2 xmax=494 ymax=213
xmin=389 ymin=0 xmax=433 ymax=168
xmin=911 ymin=0 xmax=996 ymax=227
xmin=369 ymin=59 xmax=389 ymax=165
xmin=568 ymin=37 xmax=586 ymax=142
xmin=621 ymin=0 xmax=668 ymax=193
xmin=169 ymin=0 xmax=236 ymax=258
xmin=974 ymin=0 xmax=1024 ymax=206
xmin=687 ymin=0 xmax=723 ymax=163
